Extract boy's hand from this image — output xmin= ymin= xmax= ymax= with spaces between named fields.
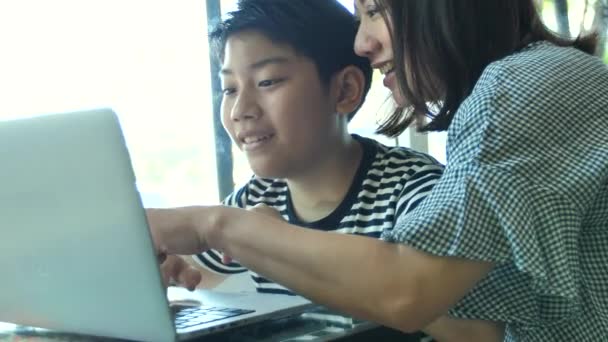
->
xmin=160 ymin=255 xmax=202 ymax=291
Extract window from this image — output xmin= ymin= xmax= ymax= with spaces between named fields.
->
xmin=0 ymin=0 xmax=219 ymax=207
xmin=0 ymin=0 xmax=396 ymax=207
xmin=1 ymin=0 xmax=605 ymax=207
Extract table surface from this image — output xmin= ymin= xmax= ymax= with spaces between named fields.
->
xmin=0 ymin=307 xmax=426 ymax=342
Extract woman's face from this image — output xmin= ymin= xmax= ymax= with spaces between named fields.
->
xmin=354 ymin=0 xmax=406 ymax=106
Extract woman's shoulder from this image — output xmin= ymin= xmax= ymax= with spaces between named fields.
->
xmin=456 ymin=40 xmax=607 ymax=134
xmin=446 ymin=41 xmax=608 ymax=176
xmin=480 ymin=40 xmax=606 ymax=90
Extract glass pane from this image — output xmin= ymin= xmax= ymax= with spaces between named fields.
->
xmin=0 ymin=0 xmax=219 ymax=207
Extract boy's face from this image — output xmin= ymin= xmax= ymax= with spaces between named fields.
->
xmin=220 ymin=30 xmax=340 ymax=179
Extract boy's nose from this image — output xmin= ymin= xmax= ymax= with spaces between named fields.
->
xmin=230 ymin=92 xmax=261 ymax=122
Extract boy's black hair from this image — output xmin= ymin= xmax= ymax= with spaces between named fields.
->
xmin=210 ymin=0 xmax=372 ymax=120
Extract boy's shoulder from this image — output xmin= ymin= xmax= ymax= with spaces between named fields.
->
xmin=245 ymin=176 xmax=288 ymax=195
xmin=358 ymin=135 xmax=444 ymax=169
xmin=224 ymin=175 xmax=289 ymax=210
xmin=350 ymin=135 xmax=444 ymax=195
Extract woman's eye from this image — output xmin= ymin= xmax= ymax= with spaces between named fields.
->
xmin=365 ymin=4 xmax=381 ymax=18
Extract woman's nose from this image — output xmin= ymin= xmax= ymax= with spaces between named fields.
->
xmin=354 ymin=24 xmax=381 ymax=58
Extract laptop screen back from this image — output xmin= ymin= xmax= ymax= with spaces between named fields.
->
xmin=0 ymin=109 xmax=176 ymax=342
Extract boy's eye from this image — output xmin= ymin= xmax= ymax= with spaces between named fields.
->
xmin=258 ymin=79 xmax=283 ymax=87
xmin=222 ymin=87 xmax=236 ymax=96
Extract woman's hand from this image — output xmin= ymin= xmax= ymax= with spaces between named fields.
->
xmin=220 ymin=204 xmax=284 ymax=264
xmin=160 ymin=255 xmax=202 ymax=291
xmin=146 ymin=207 xmax=211 ymax=257
xmin=146 ymin=205 xmax=245 ymax=266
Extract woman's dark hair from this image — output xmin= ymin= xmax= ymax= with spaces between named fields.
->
xmin=375 ymin=0 xmax=598 ymax=136
xmin=209 ymin=0 xmax=372 ymax=120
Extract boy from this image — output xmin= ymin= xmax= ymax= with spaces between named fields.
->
xmin=164 ymin=0 xmax=444 ymax=296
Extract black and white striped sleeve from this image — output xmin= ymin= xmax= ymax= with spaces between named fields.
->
xmin=395 ymin=157 xmax=444 ymax=219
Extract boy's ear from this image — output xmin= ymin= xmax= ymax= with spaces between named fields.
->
xmin=332 ymin=65 xmax=366 ymax=117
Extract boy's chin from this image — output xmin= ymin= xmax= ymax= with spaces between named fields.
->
xmin=251 ymin=166 xmax=286 ymax=180
xmin=246 ymin=155 xmax=290 ymax=179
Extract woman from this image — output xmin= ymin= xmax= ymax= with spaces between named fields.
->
xmin=148 ymin=0 xmax=608 ymax=340
xmin=352 ymin=0 xmax=607 ymax=340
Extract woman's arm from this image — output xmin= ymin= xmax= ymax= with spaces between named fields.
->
xmin=423 ymin=316 xmax=505 ymax=342
xmin=148 ymin=205 xmax=494 ymax=333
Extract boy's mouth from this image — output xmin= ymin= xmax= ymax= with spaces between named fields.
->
xmin=239 ymin=133 xmax=275 ymax=151
xmin=242 ymin=134 xmax=273 ymax=144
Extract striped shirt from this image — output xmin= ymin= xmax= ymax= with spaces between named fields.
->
xmin=195 ymin=134 xmax=444 ymax=295
xmin=382 ymin=41 xmax=608 ymax=341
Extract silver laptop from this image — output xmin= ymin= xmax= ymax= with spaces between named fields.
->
xmin=0 ymin=108 xmax=314 ymax=342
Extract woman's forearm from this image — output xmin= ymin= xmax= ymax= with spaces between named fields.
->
xmin=204 ymin=207 xmax=492 ymax=333
xmin=423 ymin=316 xmax=505 ymax=342
xmin=208 ymin=208 xmax=426 ymax=331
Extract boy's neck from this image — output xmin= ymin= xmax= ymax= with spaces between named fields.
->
xmin=286 ymin=135 xmax=363 ymax=223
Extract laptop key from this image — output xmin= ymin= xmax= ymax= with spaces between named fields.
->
xmin=174 ymin=305 xmax=255 ymax=327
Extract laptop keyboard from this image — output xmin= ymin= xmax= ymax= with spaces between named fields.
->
xmin=173 ymin=305 xmax=255 ymax=330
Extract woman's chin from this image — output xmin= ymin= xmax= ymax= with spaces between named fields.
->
xmin=392 ymin=92 xmax=408 ymax=107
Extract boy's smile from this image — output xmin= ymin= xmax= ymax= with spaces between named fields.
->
xmin=237 ymin=130 xmax=275 ymax=152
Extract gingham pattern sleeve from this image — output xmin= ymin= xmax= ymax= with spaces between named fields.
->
xmin=382 ymin=41 xmax=608 ymax=341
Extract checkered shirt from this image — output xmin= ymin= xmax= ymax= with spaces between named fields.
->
xmin=382 ymin=41 xmax=608 ymax=341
